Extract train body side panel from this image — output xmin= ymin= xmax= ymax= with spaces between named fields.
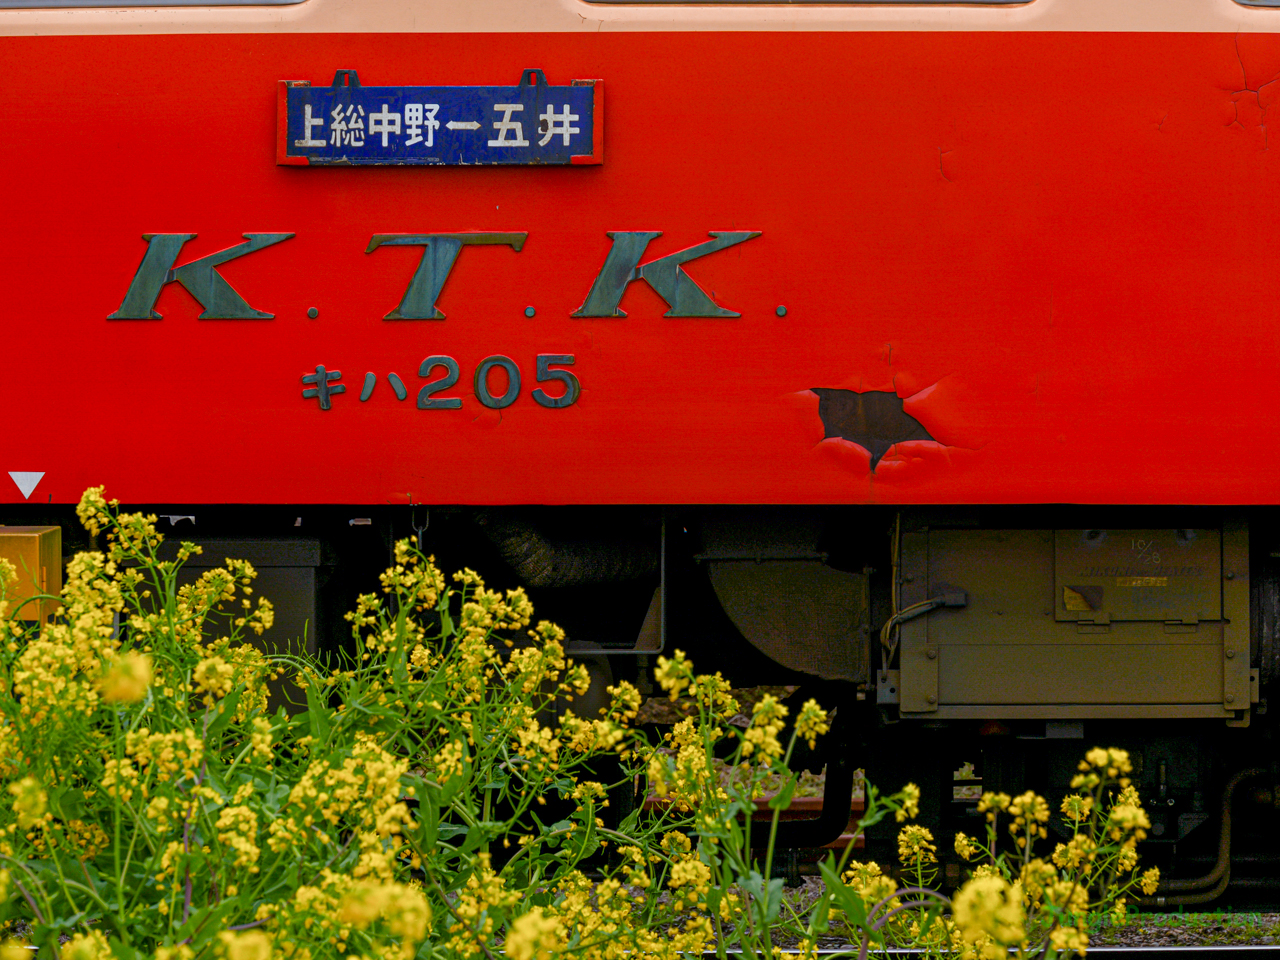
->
xmin=2 ymin=31 xmax=1278 ymax=505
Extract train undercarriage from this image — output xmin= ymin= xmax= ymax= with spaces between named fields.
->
xmin=5 ymin=501 xmax=1279 ymax=903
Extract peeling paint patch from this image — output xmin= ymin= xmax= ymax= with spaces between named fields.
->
xmin=811 ymin=387 xmax=935 ymax=471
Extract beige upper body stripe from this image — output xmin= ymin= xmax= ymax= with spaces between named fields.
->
xmin=0 ymin=0 xmax=1274 ymax=35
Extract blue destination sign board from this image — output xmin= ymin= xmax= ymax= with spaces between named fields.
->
xmin=279 ymin=69 xmax=601 ymax=166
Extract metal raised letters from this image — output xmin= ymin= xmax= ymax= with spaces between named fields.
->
xmin=572 ymin=231 xmax=762 ymax=318
xmin=109 ymin=233 xmax=294 ymax=320
xmin=109 ymin=228 xmax=764 ymax=321
xmin=366 ymin=233 xmax=528 ymax=320
xmin=280 ymin=69 xmax=602 ymax=167
xmin=302 ymin=365 xmax=345 ymax=410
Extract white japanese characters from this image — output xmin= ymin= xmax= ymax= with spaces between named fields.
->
xmin=296 ymin=104 xmax=326 ymax=148
xmin=404 ymin=104 xmax=441 ymax=147
xmin=488 ymin=104 xmax=529 ymax=147
xmin=539 ymin=105 xmax=579 ymax=146
xmin=296 ymin=98 xmax=583 ymax=153
xmin=369 ymin=104 xmax=401 ymax=147
xmin=330 ymin=105 xmax=366 ymax=147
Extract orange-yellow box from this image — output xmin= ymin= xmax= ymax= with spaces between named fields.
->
xmin=0 ymin=527 xmax=61 ymax=621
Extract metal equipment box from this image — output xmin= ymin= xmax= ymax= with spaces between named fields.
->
xmin=895 ymin=524 xmax=1250 ymax=725
xmin=0 ymin=526 xmax=61 ymax=621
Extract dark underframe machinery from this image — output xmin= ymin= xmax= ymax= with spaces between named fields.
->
xmin=4 ymin=502 xmax=1280 ymax=904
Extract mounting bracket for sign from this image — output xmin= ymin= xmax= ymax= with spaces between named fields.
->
xmin=277 ymin=69 xmax=603 ymax=166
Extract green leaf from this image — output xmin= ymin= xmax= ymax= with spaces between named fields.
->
xmin=459 ymin=822 xmax=503 ymax=855
xmin=438 ymin=823 xmax=468 ymax=841
xmin=764 ymin=876 xmax=785 ymax=924
xmin=205 ymin=684 xmax=244 ymax=737
xmin=809 ymin=891 xmax=831 ymax=935
xmin=919 ymin=901 xmax=944 ymax=938
xmin=304 ymin=678 xmax=332 ymax=744
xmin=705 ymin=883 xmax=724 ymax=919
xmin=50 ymin=786 xmax=88 ymax=821
xmin=421 ymin=790 xmax=440 ymax=851
xmin=819 ymin=855 xmax=869 ymax=930
xmin=767 ymin=775 xmax=799 ymax=812
xmin=107 ymin=939 xmax=148 ymax=960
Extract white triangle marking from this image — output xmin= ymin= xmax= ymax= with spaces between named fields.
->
xmin=9 ymin=472 xmax=44 ymax=500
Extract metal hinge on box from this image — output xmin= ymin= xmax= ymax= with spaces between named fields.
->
xmin=1076 ymin=611 xmax=1110 ymax=634
xmin=877 ymin=670 xmax=901 ymax=705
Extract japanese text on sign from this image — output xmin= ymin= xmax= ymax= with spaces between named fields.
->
xmin=281 ymin=69 xmax=600 ymax=166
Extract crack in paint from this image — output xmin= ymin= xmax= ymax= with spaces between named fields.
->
xmin=938 ymin=147 xmax=953 ymax=182
xmin=1229 ymin=33 xmax=1280 ymax=150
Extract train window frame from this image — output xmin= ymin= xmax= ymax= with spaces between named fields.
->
xmin=0 ymin=0 xmax=305 ymax=6
xmin=582 ymin=0 xmax=1029 ymax=4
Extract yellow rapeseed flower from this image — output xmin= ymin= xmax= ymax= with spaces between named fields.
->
xmin=654 ymin=650 xmax=693 ymax=700
xmin=193 ymin=656 xmax=235 ymax=701
xmin=1141 ymin=866 xmax=1161 ymax=895
xmin=952 ymin=875 xmax=1026 ymax=956
xmin=954 ymin=832 xmax=983 ymax=860
xmin=62 ymin=931 xmax=111 ymax=960
xmin=795 ymin=699 xmax=830 ymax=750
xmin=897 ymin=782 xmax=921 ymax=822
xmin=0 ymin=558 xmax=16 ymax=595
xmin=217 ymin=930 xmax=272 ymax=960
xmin=897 ymin=824 xmax=937 ymax=864
xmin=98 ymin=650 xmax=153 ymax=704
xmin=504 ymin=907 xmax=561 ymax=960
xmin=8 ymin=777 xmax=46 ymax=829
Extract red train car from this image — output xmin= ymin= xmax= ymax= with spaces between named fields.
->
xmin=6 ymin=0 xmax=1280 ymax=897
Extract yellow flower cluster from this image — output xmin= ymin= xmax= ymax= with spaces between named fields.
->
xmin=268 ymin=742 xmax=413 ymax=856
xmin=841 ymin=860 xmax=899 ymax=909
xmin=951 ymin=875 xmax=1026 ymax=960
xmin=250 ymin=717 xmax=273 ymax=762
xmin=504 ymin=907 xmax=559 ymax=960
xmin=896 ymin=781 xmax=921 ymax=822
xmin=453 ymin=569 xmax=535 ymax=643
xmin=1140 ymin=865 xmax=1161 ymax=896
xmin=1051 ymin=831 xmax=1098 ymax=873
xmin=216 ymin=804 xmax=260 ymax=871
xmin=742 ymin=694 xmax=787 ymax=760
xmin=686 ymin=671 xmax=739 ymax=723
xmin=794 ymin=698 xmax=830 ymax=750
xmin=62 ymin=930 xmax=111 ymax=960
xmin=487 ymin=863 xmax=722 ymax=960
xmin=1072 ymin=746 xmax=1133 ymax=790
xmin=282 ymin=873 xmax=431 ymax=960
xmin=1006 ymin=790 xmax=1050 ymax=847
xmin=193 ymin=655 xmax=235 ymax=701
xmin=126 ymin=727 xmax=204 ymax=783
xmin=653 ymin=650 xmax=693 ymax=700
xmin=897 ymin=824 xmax=937 ymax=865
xmin=98 ymin=649 xmax=153 ymax=704
xmin=382 ymin=540 xmax=447 ymax=611
xmin=217 ymin=930 xmax=272 ymax=960
xmin=954 ymin=831 xmax=984 ymax=860
xmin=646 ymin=717 xmax=729 ymax=813
xmin=7 ymin=776 xmax=46 ymax=830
